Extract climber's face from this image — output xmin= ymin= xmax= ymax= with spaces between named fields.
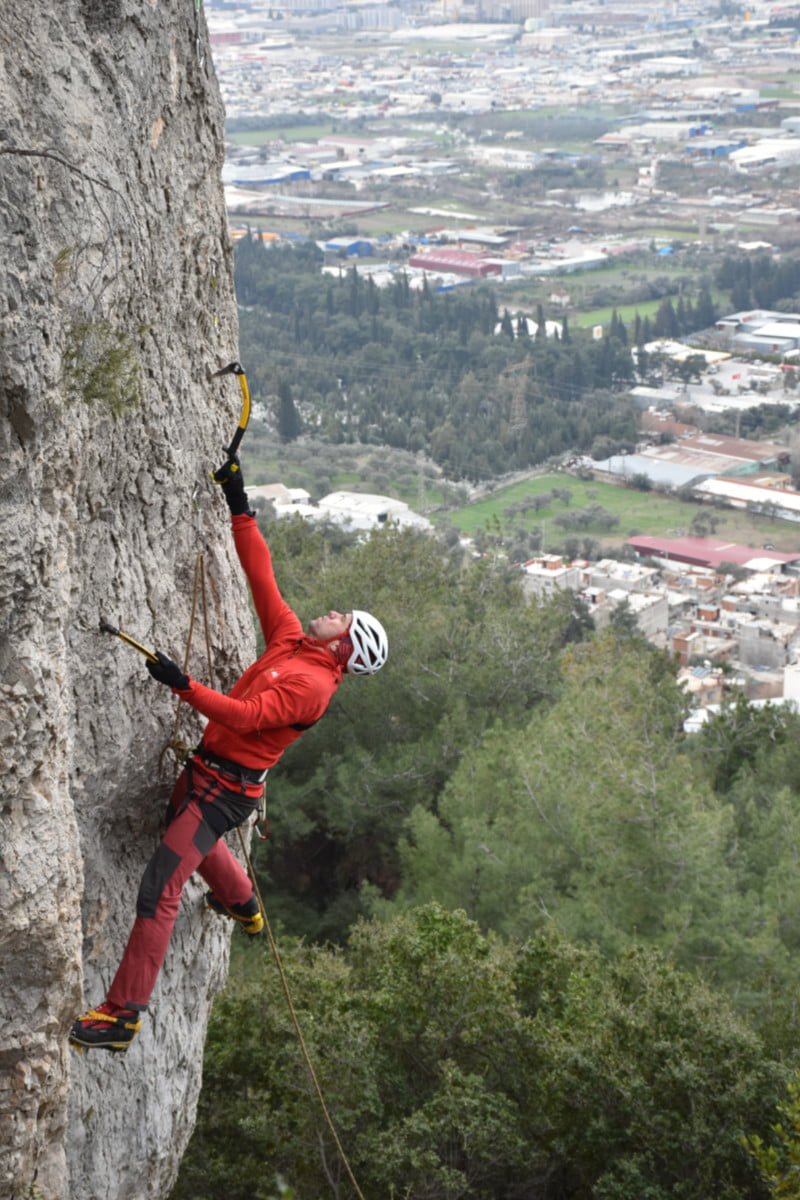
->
xmin=306 ymin=611 xmax=352 ymax=642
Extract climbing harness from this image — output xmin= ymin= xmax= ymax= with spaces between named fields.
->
xmin=212 ymin=361 xmax=251 ymax=471
xmin=196 ymin=748 xmax=268 ymax=788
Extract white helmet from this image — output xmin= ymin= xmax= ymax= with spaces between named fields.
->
xmin=346 ymin=610 xmax=388 ymax=676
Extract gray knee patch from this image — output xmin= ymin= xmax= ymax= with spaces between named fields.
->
xmin=137 ymin=844 xmax=182 ymax=918
xmin=192 ymin=818 xmax=217 ymax=858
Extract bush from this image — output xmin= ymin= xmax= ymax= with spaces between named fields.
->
xmin=173 ymin=907 xmax=783 ymax=1200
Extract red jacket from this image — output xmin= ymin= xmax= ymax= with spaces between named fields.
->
xmin=180 ymin=514 xmax=342 ymax=771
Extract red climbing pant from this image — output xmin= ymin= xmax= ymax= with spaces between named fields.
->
xmin=106 ymin=761 xmax=259 ymax=1011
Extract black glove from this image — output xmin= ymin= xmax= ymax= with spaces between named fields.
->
xmin=147 ymin=650 xmax=190 ymax=691
xmin=213 ymin=457 xmax=253 ymax=517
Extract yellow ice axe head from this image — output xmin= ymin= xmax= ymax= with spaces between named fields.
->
xmin=99 ymin=620 xmax=158 ymax=663
xmin=213 ymin=361 xmax=251 ymax=467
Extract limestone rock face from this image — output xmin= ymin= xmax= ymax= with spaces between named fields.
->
xmin=0 ymin=4 xmax=254 ymax=1197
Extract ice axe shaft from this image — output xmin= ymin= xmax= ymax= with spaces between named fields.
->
xmin=213 ymin=360 xmax=251 ymax=464
xmin=99 ymin=620 xmax=159 ymax=663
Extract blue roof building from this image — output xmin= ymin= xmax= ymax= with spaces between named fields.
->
xmin=322 ymin=237 xmax=374 ymax=257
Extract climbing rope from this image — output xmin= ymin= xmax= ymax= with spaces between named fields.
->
xmin=165 ymin=548 xmax=367 ymax=1200
xmin=236 ymin=825 xmax=367 ymax=1200
xmin=159 ymin=551 xmax=213 ymax=773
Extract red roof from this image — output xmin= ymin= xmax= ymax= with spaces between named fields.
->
xmin=627 ymin=535 xmax=800 ymax=569
xmin=676 ymin=432 xmax=788 ymax=463
xmin=408 ymin=249 xmax=501 ymax=277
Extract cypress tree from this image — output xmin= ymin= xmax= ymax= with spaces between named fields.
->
xmin=536 ymin=303 xmax=547 ymax=342
xmin=348 ymin=266 xmax=361 ymax=318
xmin=654 ymin=298 xmax=679 ymax=339
xmin=277 ymin=379 xmax=303 ymax=441
xmin=610 ymin=309 xmax=619 ymax=339
xmin=695 ymin=286 xmax=717 ymax=329
xmin=676 ymin=296 xmax=687 ymax=335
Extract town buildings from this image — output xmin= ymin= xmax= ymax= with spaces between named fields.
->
xmin=521 ymin=538 xmax=800 ymax=711
xmin=207 ymin=0 xmax=800 ymax=265
xmin=207 ymin=0 xmax=800 ymax=721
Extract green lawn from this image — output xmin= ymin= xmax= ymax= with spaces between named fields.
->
xmin=245 ymin=444 xmax=455 ymax=511
xmin=760 ymin=84 xmax=800 ymax=100
xmin=444 ymin=472 xmax=800 ymax=552
xmin=642 ymin=228 xmax=703 ymax=240
xmin=228 ymin=124 xmax=337 ymax=146
xmin=572 ymin=299 xmax=664 ymax=328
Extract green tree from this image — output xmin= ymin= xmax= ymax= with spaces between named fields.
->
xmin=276 ymin=379 xmax=303 ymax=441
xmin=695 ymin=285 xmax=718 ymax=329
xmin=690 ymin=699 xmax=800 ymax=1043
xmin=174 ymin=906 xmax=783 ymax=1200
xmin=653 ymin=298 xmax=679 ymax=339
xmin=690 ymin=508 xmax=721 ymax=537
xmin=732 ymin=275 xmax=753 ymax=311
xmin=234 ymin=241 xmax=640 ymax=482
xmin=256 ymin=519 xmax=587 ymax=940
xmin=692 ymin=696 xmax=800 ymax=797
xmin=392 ymin=631 xmax=737 ymax=972
xmin=747 ymin=1077 xmax=800 ymax=1199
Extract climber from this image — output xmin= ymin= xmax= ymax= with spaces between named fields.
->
xmin=69 ymin=459 xmax=388 ymax=1054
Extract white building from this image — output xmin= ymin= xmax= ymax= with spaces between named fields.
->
xmin=248 ymin=483 xmax=315 ymax=515
xmin=586 ymin=559 xmax=662 ymax=594
xmin=695 ymin=478 xmax=800 ymax=523
xmin=583 ymin=587 xmax=669 ymax=643
xmin=249 ymin=485 xmax=432 ymax=533
xmin=730 ymin=138 xmax=800 ymax=173
xmin=521 ymin=555 xmax=581 ymax=598
xmin=315 ymin=491 xmax=433 ymax=533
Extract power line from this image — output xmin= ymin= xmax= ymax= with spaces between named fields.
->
xmin=241 ymin=332 xmax=634 ymax=405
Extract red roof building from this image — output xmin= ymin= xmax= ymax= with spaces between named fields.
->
xmin=408 ymin=249 xmax=502 ymax=278
xmin=675 ymin=432 xmax=789 ymax=466
xmin=627 ymin=535 xmax=800 ymax=570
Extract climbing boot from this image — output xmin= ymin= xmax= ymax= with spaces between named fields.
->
xmin=205 ymin=890 xmax=264 ymax=936
xmin=69 ymin=1002 xmax=142 ymax=1053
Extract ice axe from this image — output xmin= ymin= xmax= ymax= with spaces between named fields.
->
xmin=98 ymin=620 xmax=159 ymax=663
xmin=213 ymin=361 xmax=251 ymax=470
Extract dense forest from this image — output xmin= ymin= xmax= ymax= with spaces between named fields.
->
xmin=172 ymin=240 xmax=800 ymax=1199
xmin=234 ymin=233 xmax=640 ymax=478
xmin=173 ymin=518 xmax=800 ymax=1200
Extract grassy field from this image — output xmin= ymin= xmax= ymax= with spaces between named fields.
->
xmin=244 ymin=438 xmax=459 ymax=511
xmin=571 ymin=299 xmax=665 ymax=328
xmin=228 ymin=124 xmax=338 ymax=146
xmin=571 ymin=284 xmax=727 ymax=327
xmin=504 ymin=276 xmax=726 ymax=329
xmin=444 ymin=471 xmax=800 ymax=552
xmin=760 ymin=84 xmax=800 ymax=100
xmin=235 ymin=425 xmax=800 ymax=555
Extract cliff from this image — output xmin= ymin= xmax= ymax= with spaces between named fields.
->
xmin=0 ymin=3 xmax=255 ymax=1197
